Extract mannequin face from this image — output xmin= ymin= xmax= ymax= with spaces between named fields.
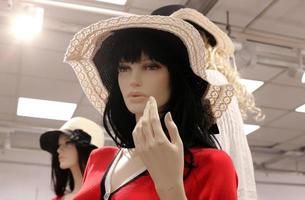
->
xmin=118 ymin=53 xmax=171 ymax=120
xmin=57 ymin=134 xmax=79 ymax=169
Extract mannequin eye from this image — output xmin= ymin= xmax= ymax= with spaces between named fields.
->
xmin=144 ymin=62 xmax=160 ymax=70
xmin=118 ymin=64 xmax=130 ymax=72
xmin=58 ymin=141 xmax=73 ymax=148
xmin=66 ymin=141 xmax=73 ymax=145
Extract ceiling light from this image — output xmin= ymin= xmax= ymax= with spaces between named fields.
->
xmin=295 ymin=104 xmax=305 ymax=113
xmin=17 ymin=97 xmax=77 ymax=121
xmin=11 ymin=4 xmax=44 ymax=40
xmin=96 ymin=0 xmax=127 ymax=5
xmin=240 ymin=79 xmax=264 ymax=93
xmin=244 ymin=124 xmax=260 ymax=135
xmin=24 ymin=0 xmax=133 ymax=16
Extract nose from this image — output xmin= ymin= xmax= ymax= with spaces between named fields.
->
xmin=129 ymin=69 xmax=142 ymax=87
xmin=57 ymin=145 xmax=62 ymax=154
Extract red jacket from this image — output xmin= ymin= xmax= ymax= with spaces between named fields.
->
xmin=74 ymin=146 xmax=238 ymax=200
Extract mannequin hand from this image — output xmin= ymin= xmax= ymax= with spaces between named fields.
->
xmin=132 ymin=96 xmax=184 ymax=192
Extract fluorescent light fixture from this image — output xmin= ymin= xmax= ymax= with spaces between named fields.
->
xmin=240 ymin=79 xmax=264 ymax=93
xmin=302 ymin=72 xmax=305 ymax=83
xmin=25 ymin=0 xmax=134 ymax=16
xmin=96 ymin=0 xmax=127 ymax=5
xmin=296 ymin=104 xmax=305 ymax=113
xmin=244 ymin=124 xmax=260 ymax=135
xmin=11 ymin=5 xmax=44 ymax=40
xmin=17 ymin=97 xmax=77 ymax=121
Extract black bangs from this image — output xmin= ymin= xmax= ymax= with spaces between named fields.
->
xmin=102 ymin=28 xmax=189 ymax=64
xmin=93 ymin=28 xmax=191 ymax=91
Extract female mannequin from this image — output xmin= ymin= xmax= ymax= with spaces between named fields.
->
xmin=40 ymin=117 xmax=104 ymax=200
xmin=64 ymin=15 xmax=238 ymax=199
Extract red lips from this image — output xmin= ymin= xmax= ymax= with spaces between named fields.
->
xmin=127 ymin=91 xmax=147 ymax=98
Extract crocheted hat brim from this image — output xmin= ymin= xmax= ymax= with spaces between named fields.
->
xmin=64 ymin=15 xmax=234 ymax=119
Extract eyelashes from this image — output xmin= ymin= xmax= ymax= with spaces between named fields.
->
xmin=118 ymin=61 xmax=162 ymax=73
xmin=118 ymin=64 xmax=130 ymax=72
xmin=58 ymin=141 xmax=73 ymax=148
xmin=145 ymin=62 xmax=161 ymax=70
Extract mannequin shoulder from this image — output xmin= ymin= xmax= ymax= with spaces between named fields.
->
xmin=89 ymin=146 xmax=119 ymax=161
xmin=191 ymin=148 xmax=234 ymax=168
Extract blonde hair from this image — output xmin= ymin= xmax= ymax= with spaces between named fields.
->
xmin=201 ymin=33 xmax=265 ymax=121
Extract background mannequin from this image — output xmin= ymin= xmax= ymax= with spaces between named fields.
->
xmin=40 ymin=117 xmax=104 ymax=200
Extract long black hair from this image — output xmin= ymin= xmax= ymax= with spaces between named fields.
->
xmin=94 ymin=28 xmax=218 ymax=177
xmin=51 ymin=134 xmax=96 ymax=197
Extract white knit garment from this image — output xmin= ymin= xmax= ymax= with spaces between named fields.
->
xmin=206 ymin=70 xmax=257 ymax=200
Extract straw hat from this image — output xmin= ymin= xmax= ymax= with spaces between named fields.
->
xmin=172 ymin=9 xmax=234 ymax=56
xmin=64 ymin=15 xmax=234 ymax=119
xmin=40 ymin=117 xmax=104 ymax=154
xmin=152 ymin=5 xmax=234 ymax=57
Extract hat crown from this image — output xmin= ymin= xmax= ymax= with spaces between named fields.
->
xmin=60 ymin=117 xmax=104 ymax=148
xmin=171 ymin=8 xmax=235 ymax=56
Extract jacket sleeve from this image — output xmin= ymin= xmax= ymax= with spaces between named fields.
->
xmin=192 ymin=150 xmax=238 ymax=200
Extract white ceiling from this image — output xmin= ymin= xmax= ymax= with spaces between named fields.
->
xmin=1 ymin=0 xmax=305 ymax=174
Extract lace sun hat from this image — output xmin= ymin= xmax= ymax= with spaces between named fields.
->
xmin=40 ymin=117 xmax=105 ymax=154
xmin=63 ymin=15 xmax=234 ymax=120
xmin=152 ymin=5 xmax=234 ymax=58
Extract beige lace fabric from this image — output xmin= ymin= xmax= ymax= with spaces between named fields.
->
xmin=64 ymin=15 xmax=234 ymax=118
xmin=204 ymin=84 xmax=234 ymax=119
xmin=171 ymin=8 xmax=235 ymax=57
xmin=207 ymin=69 xmax=257 ymax=200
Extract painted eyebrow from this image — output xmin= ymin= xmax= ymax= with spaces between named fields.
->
xmin=118 ymin=59 xmax=162 ymax=68
xmin=58 ymin=139 xmax=70 ymax=145
xmin=118 ymin=62 xmax=130 ymax=66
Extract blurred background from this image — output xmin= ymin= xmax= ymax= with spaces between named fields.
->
xmin=0 ymin=0 xmax=305 ymax=199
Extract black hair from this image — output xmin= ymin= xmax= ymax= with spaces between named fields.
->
xmin=94 ymin=28 xmax=218 ymax=178
xmin=51 ymin=134 xmax=96 ymax=197
xmin=151 ymin=5 xmax=222 ymax=148
xmin=151 ymin=4 xmax=217 ymax=47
